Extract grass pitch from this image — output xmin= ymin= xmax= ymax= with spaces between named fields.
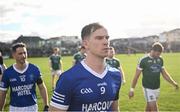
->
xmin=3 ymin=53 xmax=180 ymax=111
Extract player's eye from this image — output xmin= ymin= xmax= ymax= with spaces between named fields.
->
xmin=105 ymin=36 xmax=110 ymax=40
xmin=95 ymin=36 xmax=104 ymax=40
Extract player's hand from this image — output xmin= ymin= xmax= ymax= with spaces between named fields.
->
xmin=122 ymin=80 xmax=126 ymax=85
xmin=174 ymin=83 xmax=179 ymax=90
xmin=43 ymin=105 xmax=49 ymax=112
xmin=128 ymin=90 xmax=134 ymax=99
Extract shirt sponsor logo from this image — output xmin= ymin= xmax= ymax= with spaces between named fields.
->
xmin=82 ymin=101 xmax=113 ymax=111
xmin=80 ymin=88 xmax=93 ymax=94
xmin=12 ymin=84 xmax=34 ymax=96
xmin=150 ymin=64 xmax=161 ymax=73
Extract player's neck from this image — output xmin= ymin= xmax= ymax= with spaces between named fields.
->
xmin=15 ymin=62 xmax=27 ymax=71
xmin=84 ymin=55 xmax=106 ymax=74
xmin=149 ymin=52 xmax=155 ymax=58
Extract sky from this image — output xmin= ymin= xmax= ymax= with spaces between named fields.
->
xmin=0 ymin=0 xmax=180 ymax=42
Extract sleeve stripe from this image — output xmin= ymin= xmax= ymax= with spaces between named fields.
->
xmin=54 ymin=91 xmax=65 ymax=98
xmin=52 ymin=94 xmax=65 ymax=100
xmin=52 ymin=96 xmax=64 ymax=103
xmin=50 ymin=101 xmax=69 ymax=110
xmin=0 ymin=87 xmax=7 ymax=91
xmin=137 ymin=66 xmax=143 ymax=70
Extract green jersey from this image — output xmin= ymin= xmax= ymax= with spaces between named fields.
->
xmin=49 ymin=54 xmax=62 ymax=70
xmin=73 ymin=52 xmax=86 ymax=64
xmin=138 ymin=54 xmax=164 ymax=89
xmin=106 ymin=58 xmax=120 ymax=69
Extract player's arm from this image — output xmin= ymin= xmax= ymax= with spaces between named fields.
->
xmin=0 ymin=69 xmax=2 ymax=81
xmin=50 ymin=73 xmax=72 ymax=111
xmin=0 ymin=90 xmax=7 ymax=111
xmin=161 ymin=68 xmax=179 ymax=89
xmin=3 ymin=64 xmax=7 ymax=70
xmin=49 ymin=57 xmax=52 ymax=70
xmin=129 ymin=68 xmax=142 ymax=99
xmin=37 ymin=78 xmax=49 ymax=109
xmin=111 ymin=100 xmax=119 ymax=111
xmin=119 ymin=65 xmax=126 ymax=84
xmin=49 ymin=105 xmax=67 ymax=112
xmin=60 ymin=60 xmax=63 ymax=72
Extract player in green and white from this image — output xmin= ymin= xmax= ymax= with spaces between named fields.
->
xmin=129 ymin=42 xmax=179 ymax=112
xmin=73 ymin=46 xmax=86 ymax=65
xmin=106 ymin=46 xmax=126 ymax=84
xmin=49 ymin=47 xmax=63 ymax=90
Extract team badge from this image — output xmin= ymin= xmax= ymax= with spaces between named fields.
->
xmin=19 ymin=75 xmax=26 ymax=82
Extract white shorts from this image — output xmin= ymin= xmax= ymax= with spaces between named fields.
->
xmin=51 ymin=70 xmax=62 ymax=76
xmin=143 ymin=88 xmax=160 ymax=102
xmin=9 ymin=104 xmax=38 ymax=112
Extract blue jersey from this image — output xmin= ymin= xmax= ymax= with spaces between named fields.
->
xmin=0 ymin=63 xmax=41 ymax=107
xmin=50 ymin=61 xmax=121 ymax=111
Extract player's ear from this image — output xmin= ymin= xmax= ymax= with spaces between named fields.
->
xmin=12 ymin=52 xmax=16 ymax=59
xmin=82 ymin=39 xmax=88 ymax=50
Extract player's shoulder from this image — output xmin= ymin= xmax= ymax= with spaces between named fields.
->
xmin=73 ymin=52 xmax=81 ymax=57
xmin=3 ymin=65 xmax=13 ymax=77
xmin=28 ymin=63 xmax=38 ymax=68
xmin=27 ymin=63 xmax=40 ymax=72
xmin=159 ymin=55 xmax=163 ymax=60
xmin=4 ymin=65 xmax=13 ymax=72
xmin=60 ymin=63 xmax=83 ymax=79
xmin=113 ymin=57 xmax=119 ymax=61
xmin=139 ymin=54 xmax=149 ymax=62
xmin=107 ymin=66 xmax=121 ymax=82
xmin=107 ymin=65 xmax=121 ymax=75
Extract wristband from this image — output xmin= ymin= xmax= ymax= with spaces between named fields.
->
xmin=130 ymin=88 xmax=134 ymax=92
xmin=43 ymin=105 xmax=49 ymax=112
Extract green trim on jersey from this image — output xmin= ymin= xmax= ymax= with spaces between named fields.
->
xmin=138 ymin=55 xmax=164 ymax=89
xmin=106 ymin=58 xmax=120 ymax=69
xmin=49 ymin=54 xmax=62 ymax=70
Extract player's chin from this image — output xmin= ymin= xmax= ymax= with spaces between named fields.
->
xmin=100 ymin=52 xmax=108 ymax=58
xmin=20 ymin=60 xmax=26 ymax=64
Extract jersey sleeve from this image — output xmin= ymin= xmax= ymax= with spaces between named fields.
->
xmin=114 ymin=72 xmax=121 ymax=100
xmin=0 ymin=71 xmax=9 ymax=91
xmin=137 ymin=58 xmax=144 ymax=70
xmin=33 ymin=65 xmax=42 ymax=84
xmin=50 ymin=74 xmax=72 ymax=110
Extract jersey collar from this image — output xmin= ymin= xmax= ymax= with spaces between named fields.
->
xmin=81 ymin=60 xmax=108 ymax=79
xmin=13 ymin=61 xmax=29 ymax=74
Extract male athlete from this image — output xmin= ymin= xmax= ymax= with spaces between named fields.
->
xmin=72 ymin=46 xmax=86 ymax=65
xmin=50 ymin=23 xmax=122 ymax=111
xmin=129 ymin=42 xmax=179 ymax=112
xmin=0 ymin=51 xmax=7 ymax=81
xmin=0 ymin=43 xmax=49 ymax=111
xmin=106 ymin=46 xmax=126 ymax=84
xmin=49 ymin=47 xmax=63 ymax=90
